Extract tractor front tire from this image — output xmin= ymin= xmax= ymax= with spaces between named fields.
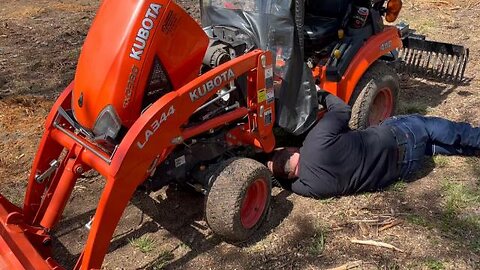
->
xmin=205 ymin=158 xmax=272 ymax=242
xmin=349 ymin=61 xmax=399 ymax=130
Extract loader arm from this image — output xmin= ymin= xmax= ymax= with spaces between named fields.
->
xmin=0 ymin=50 xmax=275 ymax=269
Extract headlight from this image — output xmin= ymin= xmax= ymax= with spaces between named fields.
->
xmin=92 ymin=105 xmax=122 ymax=141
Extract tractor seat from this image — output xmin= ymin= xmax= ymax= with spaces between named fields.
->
xmin=303 ymin=0 xmax=351 ymax=50
xmin=304 ymin=15 xmax=342 ymax=50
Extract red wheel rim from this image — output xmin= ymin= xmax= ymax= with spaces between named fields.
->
xmin=240 ymin=178 xmax=268 ymax=229
xmin=369 ymin=87 xmax=393 ymax=126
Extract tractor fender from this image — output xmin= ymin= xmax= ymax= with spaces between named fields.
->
xmin=321 ymin=26 xmax=402 ymax=104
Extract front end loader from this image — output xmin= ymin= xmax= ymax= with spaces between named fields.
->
xmin=0 ymin=0 xmax=469 ymax=269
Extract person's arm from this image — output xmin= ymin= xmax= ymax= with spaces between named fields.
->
xmin=314 ymin=91 xmax=352 ymax=137
xmin=291 ymin=175 xmax=339 ymax=199
xmin=287 ymin=92 xmax=351 ymax=199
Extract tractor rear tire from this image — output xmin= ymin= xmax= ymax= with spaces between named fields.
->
xmin=349 ymin=61 xmax=399 ymax=130
xmin=205 ymin=158 xmax=272 ymax=242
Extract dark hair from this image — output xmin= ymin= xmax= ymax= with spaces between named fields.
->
xmin=271 ymin=149 xmax=294 ymax=179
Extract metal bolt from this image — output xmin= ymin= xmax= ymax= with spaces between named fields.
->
xmin=74 ymin=165 xmax=84 ymax=174
xmin=42 ymin=238 xmax=52 ymax=246
xmin=171 ymin=136 xmax=184 ymax=144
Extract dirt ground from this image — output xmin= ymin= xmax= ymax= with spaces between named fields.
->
xmin=0 ymin=0 xmax=479 ymax=269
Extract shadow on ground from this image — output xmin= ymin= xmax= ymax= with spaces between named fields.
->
xmin=52 ymin=186 xmax=295 ymax=269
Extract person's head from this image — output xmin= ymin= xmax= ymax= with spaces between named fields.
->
xmin=267 ymin=147 xmax=300 ymax=180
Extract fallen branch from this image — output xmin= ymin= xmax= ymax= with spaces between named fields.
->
xmin=379 ymin=220 xmax=402 ymax=232
xmin=430 ymin=0 xmax=451 ymax=5
xmin=350 ymin=239 xmax=404 ymax=252
xmin=350 ymin=219 xmax=380 ymax=223
xmin=326 ymin=260 xmax=363 ymax=270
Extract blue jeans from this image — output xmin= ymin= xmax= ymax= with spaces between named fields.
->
xmin=381 ymin=114 xmax=480 ymax=180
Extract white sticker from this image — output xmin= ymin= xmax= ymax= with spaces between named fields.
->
xmin=174 ymin=156 xmax=186 ymax=167
xmin=266 ymin=88 xmax=274 ymax=103
xmin=265 ymin=66 xmax=273 ymax=78
xmin=264 ymin=108 xmax=272 ymax=125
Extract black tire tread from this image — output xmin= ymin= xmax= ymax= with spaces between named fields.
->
xmin=205 ymin=158 xmax=272 ymax=242
xmin=349 ymin=61 xmax=400 ymax=130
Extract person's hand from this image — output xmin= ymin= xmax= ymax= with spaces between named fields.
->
xmin=317 ymin=88 xmax=330 ymax=107
xmin=267 ymin=160 xmax=274 ymax=173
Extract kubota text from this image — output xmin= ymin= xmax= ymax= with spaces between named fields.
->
xmin=189 ymin=69 xmax=235 ymax=102
xmin=130 ymin=3 xmax=162 ymax=61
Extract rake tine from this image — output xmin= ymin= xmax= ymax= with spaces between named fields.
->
xmin=451 ymin=54 xmax=461 ymax=82
xmin=424 ymin=51 xmax=432 ymax=76
xmin=454 ymin=53 xmax=463 ymax=82
xmin=405 ymin=48 xmax=413 ymax=73
xmin=449 ymin=55 xmax=460 ymax=81
xmin=426 ymin=52 xmax=435 ymax=77
xmin=451 ymin=55 xmax=459 ymax=81
xmin=446 ymin=54 xmax=454 ymax=80
xmin=419 ymin=50 xmax=427 ymax=75
xmin=403 ymin=50 xmax=410 ymax=73
xmin=411 ymin=49 xmax=419 ymax=74
xmin=450 ymin=55 xmax=459 ymax=81
xmin=402 ymin=48 xmax=409 ymax=70
xmin=443 ymin=54 xmax=452 ymax=80
xmin=431 ymin=52 xmax=439 ymax=77
xmin=437 ymin=53 xmax=446 ymax=78
xmin=460 ymin=48 xmax=470 ymax=81
xmin=415 ymin=49 xmax=424 ymax=73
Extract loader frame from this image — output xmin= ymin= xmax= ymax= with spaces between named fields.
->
xmin=0 ymin=50 xmax=274 ymax=269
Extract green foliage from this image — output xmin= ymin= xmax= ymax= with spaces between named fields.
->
xmin=129 ymin=235 xmax=156 ymax=253
xmin=405 ymin=214 xmax=430 ymax=228
xmin=397 ymin=102 xmax=428 ymax=115
xmin=433 ymin=156 xmax=448 ymax=168
xmin=441 ymin=180 xmax=480 ymax=213
xmin=472 ymin=238 xmax=480 ymax=253
xmin=389 ymin=181 xmax=407 ymax=192
xmin=439 ymin=178 xmax=480 ymax=252
xmin=425 ymin=259 xmax=445 ymax=270
xmin=318 ymin=198 xmax=334 ymax=204
xmin=308 ymin=227 xmax=326 ymax=255
xmin=152 ymin=250 xmax=175 ymax=270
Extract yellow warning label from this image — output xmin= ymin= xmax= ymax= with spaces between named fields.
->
xmin=257 ymin=89 xmax=266 ymax=103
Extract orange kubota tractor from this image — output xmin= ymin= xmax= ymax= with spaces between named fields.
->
xmin=0 ymin=0 xmax=469 ymax=269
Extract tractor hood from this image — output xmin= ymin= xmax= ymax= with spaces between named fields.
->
xmin=72 ymin=0 xmax=208 ymax=137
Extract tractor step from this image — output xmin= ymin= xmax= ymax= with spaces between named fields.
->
xmin=396 ymin=22 xmax=469 ymax=83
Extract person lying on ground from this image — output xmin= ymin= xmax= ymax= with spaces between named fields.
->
xmin=267 ymin=91 xmax=480 ymax=199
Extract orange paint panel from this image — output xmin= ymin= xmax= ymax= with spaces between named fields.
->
xmin=72 ymin=0 xmax=209 ymax=129
xmin=339 ymin=26 xmax=402 ymax=103
xmin=319 ymin=26 xmax=402 ymax=104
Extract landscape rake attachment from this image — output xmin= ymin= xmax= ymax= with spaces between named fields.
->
xmin=397 ymin=23 xmax=470 ymax=83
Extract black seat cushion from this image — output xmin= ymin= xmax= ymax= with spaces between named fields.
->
xmin=305 ymin=0 xmax=352 ymax=18
xmin=304 ymin=15 xmax=341 ymax=49
xmin=303 ymin=0 xmax=353 ymax=50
